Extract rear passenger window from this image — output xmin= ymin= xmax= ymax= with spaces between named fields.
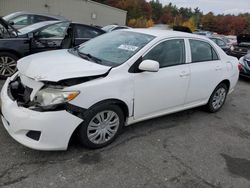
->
xmin=143 ymin=39 xmax=185 ymax=68
xmin=75 ymin=25 xmax=103 ymax=38
xmin=190 ymin=39 xmax=219 ymax=62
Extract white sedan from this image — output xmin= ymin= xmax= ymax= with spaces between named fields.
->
xmin=1 ymin=29 xmax=239 ymax=150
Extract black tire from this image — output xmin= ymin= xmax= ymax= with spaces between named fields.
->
xmin=78 ymin=104 xmax=124 ymax=149
xmin=0 ymin=52 xmax=18 ymax=79
xmin=206 ymin=83 xmax=228 ymax=113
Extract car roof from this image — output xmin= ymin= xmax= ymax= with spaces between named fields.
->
xmin=3 ymin=11 xmax=67 ymax=21
xmin=126 ymin=28 xmax=205 ymax=39
xmin=71 ymin=22 xmax=106 ymax=31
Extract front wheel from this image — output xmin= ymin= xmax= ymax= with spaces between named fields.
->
xmin=0 ymin=52 xmax=18 ymax=79
xmin=78 ymin=104 xmax=124 ymax=149
xmin=206 ymin=83 xmax=228 ymax=113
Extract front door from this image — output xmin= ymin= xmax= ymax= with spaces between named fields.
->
xmin=133 ymin=39 xmax=190 ymax=119
xmin=31 ymin=22 xmax=69 ymax=53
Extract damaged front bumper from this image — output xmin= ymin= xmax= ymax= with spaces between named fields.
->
xmin=1 ymin=77 xmax=83 ymax=151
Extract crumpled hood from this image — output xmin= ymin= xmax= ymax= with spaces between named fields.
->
xmin=17 ymin=50 xmax=111 ymax=82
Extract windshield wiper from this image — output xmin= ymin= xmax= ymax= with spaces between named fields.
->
xmin=76 ymin=49 xmax=102 ymax=64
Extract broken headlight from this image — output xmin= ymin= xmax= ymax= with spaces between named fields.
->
xmin=34 ymin=88 xmax=79 ymax=107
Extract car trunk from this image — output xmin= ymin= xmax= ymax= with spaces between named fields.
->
xmin=237 ymin=34 xmax=250 ymax=46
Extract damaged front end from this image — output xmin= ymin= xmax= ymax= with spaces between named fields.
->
xmin=1 ymin=73 xmax=85 ymax=150
xmin=7 ymin=72 xmax=108 ymax=117
xmin=8 ymin=74 xmax=44 ymax=108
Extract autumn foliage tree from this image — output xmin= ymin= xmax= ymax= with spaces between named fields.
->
xmin=201 ymin=13 xmax=248 ymax=35
xmin=95 ymin=0 xmax=154 ymax=27
xmin=94 ymin=0 xmax=250 ymax=34
xmin=182 ymin=17 xmax=196 ymax=32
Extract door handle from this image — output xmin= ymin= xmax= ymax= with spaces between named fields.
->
xmin=179 ymin=71 xmax=190 ymax=77
xmin=215 ymin=66 xmax=222 ymax=71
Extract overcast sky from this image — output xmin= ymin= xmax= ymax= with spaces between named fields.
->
xmin=159 ymin=0 xmax=250 ymax=15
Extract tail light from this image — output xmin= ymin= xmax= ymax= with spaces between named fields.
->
xmin=238 ymin=63 xmax=242 ymax=71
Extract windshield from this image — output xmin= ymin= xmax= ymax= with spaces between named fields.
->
xmin=77 ymin=31 xmax=155 ymax=66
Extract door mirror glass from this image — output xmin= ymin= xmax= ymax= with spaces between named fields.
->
xmin=139 ymin=60 xmax=159 ymax=72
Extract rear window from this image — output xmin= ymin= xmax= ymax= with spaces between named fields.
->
xmin=190 ymin=39 xmax=219 ymax=62
xmin=74 ymin=25 xmax=104 ymax=38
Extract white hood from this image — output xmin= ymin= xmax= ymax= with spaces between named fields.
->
xmin=17 ymin=50 xmax=111 ymax=82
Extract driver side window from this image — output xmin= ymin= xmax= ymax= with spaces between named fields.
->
xmin=35 ymin=22 xmax=69 ymax=39
xmin=143 ymin=39 xmax=185 ymax=68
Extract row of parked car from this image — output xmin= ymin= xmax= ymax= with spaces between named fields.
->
xmin=0 ymin=12 xmax=132 ymax=78
xmin=1 ymin=23 xmax=240 ymax=150
xmin=0 ymin=11 xmax=250 ymax=79
xmin=194 ymin=30 xmax=250 ymax=78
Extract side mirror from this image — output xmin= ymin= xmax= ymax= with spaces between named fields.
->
xmin=28 ymin=32 xmax=34 ymax=39
xmin=8 ymin=21 xmax=14 ymax=26
xmin=139 ymin=60 xmax=160 ymax=72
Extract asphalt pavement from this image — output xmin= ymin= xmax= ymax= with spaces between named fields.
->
xmin=0 ymin=78 xmax=250 ymax=188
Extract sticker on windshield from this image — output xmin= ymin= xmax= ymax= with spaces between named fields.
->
xmin=118 ymin=44 xmax=139 ymax=52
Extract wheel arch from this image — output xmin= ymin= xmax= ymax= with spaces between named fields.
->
xmin=219 ymin=79 xmax=230 ymax=91
xmin=87 ymin=98 xmax=130 ymax=119
xmin=209 ymin=79 xmax=231 ymax=100
xmin=0 ymin=49 xmax=22 ymax=59
xmin=67 ymin=98 xmax=130 ymax=148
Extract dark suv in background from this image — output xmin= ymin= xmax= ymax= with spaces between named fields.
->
xmin=0 ymin=18 xmax=105 ymax=78
xmin=230 ymin=34 xmax=250 ymax=59
xmin=239 ymin=53 xmax=250 ymax=78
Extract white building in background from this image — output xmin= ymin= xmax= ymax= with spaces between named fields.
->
xmin=0 ymin=0 xmax=127 ymax=26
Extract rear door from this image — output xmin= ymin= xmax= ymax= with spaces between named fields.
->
xmin=185 ymin=39 xmax=226 ymax=105
xmin=73 ymin=24 xmax=105 ymax=46
xmin=31 ymin=22 xmax=69 ymax=53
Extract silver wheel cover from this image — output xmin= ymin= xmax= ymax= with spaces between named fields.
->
xmin=87 ymin=110 xmax=120 ymax=144
xmin=212 ymin=87 xmax=226 ymax=110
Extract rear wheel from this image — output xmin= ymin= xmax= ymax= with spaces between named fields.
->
xmin=0 ymin=52 xmax=18 ymax=79
xmin=206 ymin=83 xmax=228 ymax=113
xmin=78 ymin=104 xmax=124 ymax=149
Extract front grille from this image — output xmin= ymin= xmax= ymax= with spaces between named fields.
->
xmin=8 ymin=77 xmax=33 ymax=106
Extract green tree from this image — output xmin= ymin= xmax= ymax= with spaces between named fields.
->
xmin=149 ymin=0 xmax=163 ymax=22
